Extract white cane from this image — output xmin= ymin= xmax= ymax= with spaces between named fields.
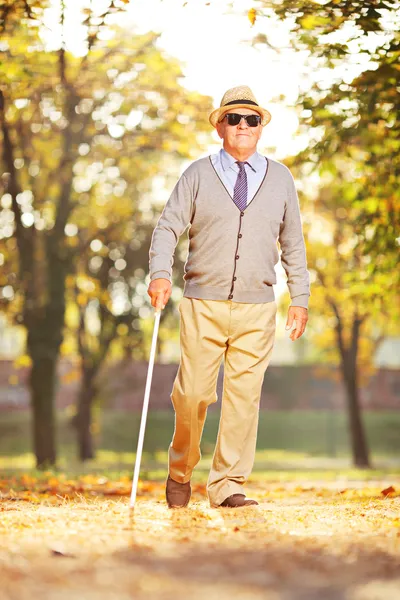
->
xmin=129 ymin=305 xmax=162 ymax=510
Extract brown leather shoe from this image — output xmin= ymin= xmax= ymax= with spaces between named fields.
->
xmin=219 ymin=493 xmax=259 ymax=508
xmin=166 ymin=475 xmax=191 ymax=508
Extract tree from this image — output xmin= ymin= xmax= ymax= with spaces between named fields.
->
xmin=0 ymin=2 xmax=213 ymax=467
xmin=69 ymin=226 xmax=149 ymax=461
xmin=208 ymin=0 xmax=400 ymax=465
xmin=251 ymin=0 xmax=400 ymax=271
xmin=274 ymin=1 xmax=400 ymax=466
xmin=286 ymin=155 xmax=399 ymax=467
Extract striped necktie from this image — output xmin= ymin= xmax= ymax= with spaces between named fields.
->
xmin=233 ymin=161 xmax=248 ymax=211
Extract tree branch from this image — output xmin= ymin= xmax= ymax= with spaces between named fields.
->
xmin=0 ymin=90 xmax=35 ymax=283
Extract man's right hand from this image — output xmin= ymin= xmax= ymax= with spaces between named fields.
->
xmin=147 ymin=278 xmax=172 ymax=310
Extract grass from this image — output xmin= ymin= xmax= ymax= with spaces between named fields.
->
xmin=1 ymin=410 xmax=400 ymax=480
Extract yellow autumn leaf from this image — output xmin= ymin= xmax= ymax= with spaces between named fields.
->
xmin=117 ymin=323 xmax=129 ymax=336
xmin=76 ymin=292 xmax=88 ymax=306
xmin=299 ymin=14 xmax=318 ymax=30
xmin=13 ymin=354 xmax=32 ymax=368
xmin=248 ymin=8 xmax=256 ymax=26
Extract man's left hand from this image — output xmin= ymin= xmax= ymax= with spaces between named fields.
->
xmin=285 ymin=306 xmax=308 ymax=341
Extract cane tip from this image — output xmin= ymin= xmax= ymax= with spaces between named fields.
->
xmin=128 ymin=505 xmax=136 ymax=522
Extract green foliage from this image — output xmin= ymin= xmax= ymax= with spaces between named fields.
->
xmin=0 ymin=0 xmax=47 ymax=34
xmin=2 ymin=409 xmax=400 ymax=468
xmin=0 ymin=11 xmax=213 ymax=331
xmin=0 ymin=3 xmax=214 ymax=465
xmin=256 ymin=0 xmax=400 ymax=281
xmin=260 ymin=1 xmax=400 ymax=374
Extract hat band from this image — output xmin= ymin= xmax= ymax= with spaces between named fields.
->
xmin=223 ymin=99 xmax=259 ymax=107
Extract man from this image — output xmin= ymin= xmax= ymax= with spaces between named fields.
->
xmin=147 ymin=85 xmax=310 ymax=509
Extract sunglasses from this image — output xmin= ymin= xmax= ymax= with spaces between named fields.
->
xmin=223 ymin=113 xmax=262 ymax=127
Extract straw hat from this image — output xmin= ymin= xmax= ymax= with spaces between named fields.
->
xmin=209 ymin=85 xmax=272 ymax=128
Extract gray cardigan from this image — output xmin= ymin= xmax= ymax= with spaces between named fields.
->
xmin=149 ymin=155 xmax=311 ymax=308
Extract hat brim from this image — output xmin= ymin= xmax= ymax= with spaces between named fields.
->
xmin=209 ymin=103 xmax=271 ymax=128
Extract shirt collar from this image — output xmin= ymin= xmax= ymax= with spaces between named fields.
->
xmin=220 ymin=148 xmax=262 ymax=173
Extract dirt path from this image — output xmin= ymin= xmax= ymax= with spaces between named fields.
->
xmin=1 ymin=478 xmax=400 ymax=599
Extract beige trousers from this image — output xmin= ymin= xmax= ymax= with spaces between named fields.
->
xmin=168 ymin=296 xmax=277 ymax=508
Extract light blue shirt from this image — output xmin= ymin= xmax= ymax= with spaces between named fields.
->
xmin=210 ymin=148 xmax=268 ymax=205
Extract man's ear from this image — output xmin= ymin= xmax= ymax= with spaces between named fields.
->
xmin=215 ymin=122 xmax=225 ymax=139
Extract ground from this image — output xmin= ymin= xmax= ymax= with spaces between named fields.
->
xmin=1 ymin=475 xmax=400 ymax=600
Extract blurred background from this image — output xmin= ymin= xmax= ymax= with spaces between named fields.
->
xmin=0 ymin=0 xmax=399 ymax=478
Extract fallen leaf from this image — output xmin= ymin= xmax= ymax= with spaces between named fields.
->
xmin=50 ymin=547 xmax=76 ymax=558
xmin=248 ymin=8 xmax=256 ymax=26
xmin=381 ymin=486 xmax=395 ymax=497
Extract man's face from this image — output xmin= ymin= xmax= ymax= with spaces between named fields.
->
xmin=216 ymin=107 xmax=263 ymax=153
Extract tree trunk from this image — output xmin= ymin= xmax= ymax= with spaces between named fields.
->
xmin=343 ymin=366 xmax=370 ymax=467
xmin=26 ymin=239 xmax=68 ymax=468
xmin=76 ymin=371 xmax=97 ymax=461
xmin=335 ymin=310 xmax=371 ymax=468
xmin=29 ymin=355 xmax=57 ymax=468
xmin=75 ymin=306 xmax=120 ymax=462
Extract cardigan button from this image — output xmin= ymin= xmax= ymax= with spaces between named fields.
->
xmin=240 ymin=211 xmax=244 ymax=216
xmin=235 ymin=255 xmax=239 ymax=259
xmin=228 ymin=294 xmax=233 ymax=299
xmin=233 ymin=277 xmax=237 ymax=281
xmin=238 ymin=233 xmax=242 ymax=238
